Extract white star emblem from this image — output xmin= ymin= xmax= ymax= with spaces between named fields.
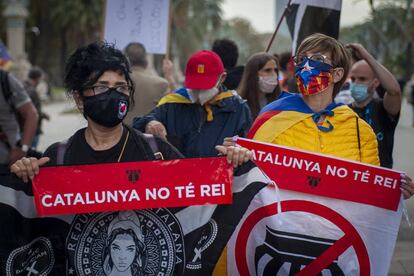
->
xmin=301 ymin=60 xmax=314 ymax=73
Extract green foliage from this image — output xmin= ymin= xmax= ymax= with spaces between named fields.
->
xmin=61 ymin=107 xmax=80 ymax=114
xmin=340 ymin=0 xmax=414 ymax=79
xmin=48 ymin=0 xmax=103 ymax=42
xmin=2 ymin=0 xmax=271 ymax=85
xmin=169 ymin=0 xmax=275 ymax=70
xmin=170 ymin=0 xmax=224 ymax=68
xmin=50 ymin=86 xmax=65 ymax=97
xmin=26 ymin=0 xmax=104 ymax=85
xmin=217 ymin=18 xmax=265 ymax=64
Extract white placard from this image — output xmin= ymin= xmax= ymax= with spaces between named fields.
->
xmin=104 ymin=0 xmax=170 ymax=54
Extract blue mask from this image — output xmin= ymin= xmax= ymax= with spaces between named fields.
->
xmin=350 ymin=83 xmax=369 ymax=102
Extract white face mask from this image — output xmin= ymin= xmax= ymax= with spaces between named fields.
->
xmin=187 ymin=74 xmax=223 ymax=105
xmin=258 ymin=76 xmax=278 ymax=93
xmin=188 ymin=87 xmax=219 ymax=105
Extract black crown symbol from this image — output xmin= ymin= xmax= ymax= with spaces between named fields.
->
xmin=307 ymin=176 xmax=321 ymax=188
xmin=126 ymin=169 xmax=141 ymax=183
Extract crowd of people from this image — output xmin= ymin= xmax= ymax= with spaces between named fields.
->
xmin=1 ymin=31 xmax=413 ymax=199
xmin=1 ymin=32 xmax=414 ymax=273
xmin=2 ymin=33 xmax=414 ymax=200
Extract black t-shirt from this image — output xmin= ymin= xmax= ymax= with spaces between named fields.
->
xmin=43 ymin=126 xmax=183 ymax=166
xmin=351 ymin=98 xmax=399 ymax=168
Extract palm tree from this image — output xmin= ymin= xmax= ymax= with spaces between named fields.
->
xmin=49 ymin=0 xmax=104 ymax=70
xmin=25 ymin=0 xmax=104 ymax=84
xmin=170 ymin=0 xmax=223 ymax=68
xmin=341 ymin=0 xmax=414 ymax=80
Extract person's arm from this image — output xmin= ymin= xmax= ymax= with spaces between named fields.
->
xmin=133 ymin=105 xmax=168 ymax=140
xmin=347 ymin=43 xmax=401 ymax=116
xmin=9 ymin=102 xmax=39 ymax=165
xmin=6 ymin=74 xmax=39 ymax=165
xmin=17 ymin=101 xmax=38 ymax=146
xmin=156 ymin=131 xmax=252 ymax=169
xmin=162 ymin=59 xmax=177 ymax=93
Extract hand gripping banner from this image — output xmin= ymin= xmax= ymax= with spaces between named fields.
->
xmin=227 ymin=137 xmax=403 ymax=275
xmin=1 ymin=159 xmax=269 ymax=275
xmin=236 ymin=137 xmax=401 ymax=211
xmin=32 ymin=157 xmax=233 ymax=216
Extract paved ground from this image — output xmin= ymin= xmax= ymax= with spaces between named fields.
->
xmin=389 ymin=99 xmax=414 ymax=276
xmin=39 ymin=99 xmax=414 ymax=275
xmin=38 ymin=100 xmax=86 ymax=151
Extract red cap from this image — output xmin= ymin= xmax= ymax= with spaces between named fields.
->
xmin=184 ymin=50 xmax=224 ymax=90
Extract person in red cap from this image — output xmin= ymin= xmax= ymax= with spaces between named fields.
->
xmin=133 ymin=50 xmax=252 ymax=158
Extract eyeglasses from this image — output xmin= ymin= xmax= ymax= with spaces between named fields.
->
xmin=85 ymin=85 xmax=132 ymax=95
xmin=292 ymin=54 xmax=332 ymax=66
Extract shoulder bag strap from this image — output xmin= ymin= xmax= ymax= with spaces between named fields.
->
xmin=124 ymin=124 xmax=164 ymax=160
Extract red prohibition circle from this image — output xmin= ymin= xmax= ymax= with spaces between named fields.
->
xmin=235 ymin=200 xmax=370 ymax=276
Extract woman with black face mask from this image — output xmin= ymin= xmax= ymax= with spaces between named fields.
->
xmin=10 ymin=42 xmax=251 ymax=180
xmin=8 ymin=42 xmax=254 ymax=275
xmin=7 ymin=42 xmax=178 ymax=169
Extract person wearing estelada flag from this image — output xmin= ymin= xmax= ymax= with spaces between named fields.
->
xmin=9 ymin=42 xmax=254 ymax=275
xmin=246 ymin=32 xmax=414 ymax=199
xmin=0 ymin=40 xmax=13 ymax=71
xmin=248 ymin=33 xmax=379 ymax=165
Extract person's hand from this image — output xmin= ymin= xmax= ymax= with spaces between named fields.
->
xmin=401 ymin=174 xmax=414 ymax=200
xmin=215 ymin=145 xmax=252 ymax=168
xmin=10 ymin=157 xmax=50 ymax=183
xmin=346 ymin=43 xmax=371 ymax=60
xmin=223 ymin=137 xmax=236 ymax=147
xmin=8 ymin=147 xmax=26 ymax=166
xmin=162 ymin=59 xmax=174 ymax=80
xmin=145 ymin=120 xmax=167 ymax=140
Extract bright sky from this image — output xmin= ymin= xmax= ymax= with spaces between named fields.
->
xmin=221 ymin=0 xmax=372 ymax=33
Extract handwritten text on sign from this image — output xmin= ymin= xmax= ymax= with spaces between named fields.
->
xmin=104 ymin=0 xmax=170 ymax=54
xmin=236 ymin=137 xmax=401 ymax=211
xmin=32 ymin=157 xmax=232 ymax=216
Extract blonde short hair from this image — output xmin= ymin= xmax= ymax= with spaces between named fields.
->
xmin=296 ymin=33 xmax=350 ymax=97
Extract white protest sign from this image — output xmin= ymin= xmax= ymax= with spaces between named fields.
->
xmin=104 ymin=0 xmax=170 ymax=54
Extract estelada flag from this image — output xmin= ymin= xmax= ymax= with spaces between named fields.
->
xmin=248 ymin=92 xmax=345 ymax=143
xmin=0 ymin=159 xmax=268 ymax=275
xmin=0 ymin=40 xmax=13 ymax=70
xmin=286 ymin=0 xmax=342 ymax=54
xmin=227 ymin=138 xmax=403 ymax=275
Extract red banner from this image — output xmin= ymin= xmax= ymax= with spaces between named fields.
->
xmin=32 ymin=157 xmax=233 ymax=216
xmin=236 ymin=137 xmax=401 ymax=211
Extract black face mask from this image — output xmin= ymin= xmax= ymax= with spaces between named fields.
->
xmin=83 ymin=88 xmax=129 ymax=127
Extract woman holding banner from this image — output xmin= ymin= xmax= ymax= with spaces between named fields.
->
xmin=10 ymin=42 xmax=251 ymax=181
xmin=246 ymin=33 xmax=414 ymax=199
xmin=8 ymin=41 xmax=254 ymax=275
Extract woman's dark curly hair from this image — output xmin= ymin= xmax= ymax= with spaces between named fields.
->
xmin=64 ymin=42 xmax=135 ymax=104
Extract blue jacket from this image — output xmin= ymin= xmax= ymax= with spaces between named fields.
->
xmin=133 ymin=89 xmax=252 ymax=158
